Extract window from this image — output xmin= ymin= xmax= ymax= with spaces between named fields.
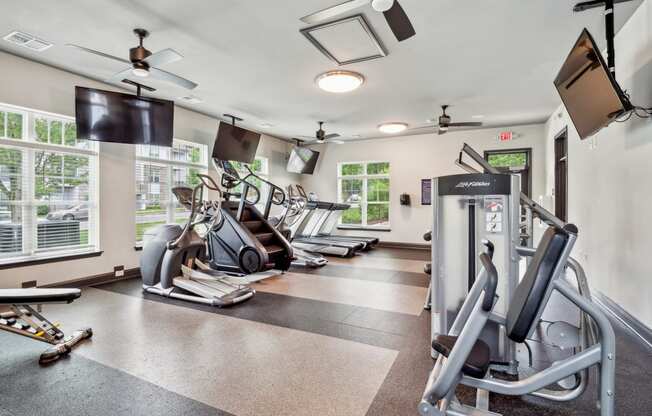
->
xmin=230 ymin=157 xmax=269 ymax=206
xmin=135 ymin=139 xmax=208 ymax=244
xmin=0 ymin=103 xmax=99 ymax=264
xmin=337 ymin=161 xmax=390 ymax=229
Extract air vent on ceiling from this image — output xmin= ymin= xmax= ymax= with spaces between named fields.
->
xmin=301 ymin=14 xmax=387 ymax=66
xmin=3 ymin=31 xmax=53 ymax=52
xmin=178 ymin=95 xmax=202 ymax=104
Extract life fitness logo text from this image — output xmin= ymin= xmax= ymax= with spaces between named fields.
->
xmin=455 ymin=181 xmax=490 ymax=189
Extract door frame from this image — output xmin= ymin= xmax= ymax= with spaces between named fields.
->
xmin=554 ymin=127 xmax=568 ymax=221
xmin=483 ymin=148 xmax=533 ymax=197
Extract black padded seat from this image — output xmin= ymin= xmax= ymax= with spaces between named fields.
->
xmin=0 ymin=288 xmax=81 ymax=305
xmin=432 ymin=335 xmax=491 ymax=378
xmin=506 ymin=226 xmax=570 ymax=343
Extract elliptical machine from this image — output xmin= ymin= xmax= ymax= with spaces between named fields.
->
xmin=140 ymin=174 xmax=255 ymax=307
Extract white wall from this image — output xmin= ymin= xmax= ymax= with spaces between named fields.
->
xmin=299 ymin=124 xmax=547 ymax=244
xmin=543 ymin=1 xmax=652 ymax=327
xmin=0 ymin=51 xmax=297 ymax=288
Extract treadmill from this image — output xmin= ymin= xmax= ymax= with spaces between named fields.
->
xmin=291 ymin=201 xmax=362 ymax=257
xmin=311 ymin=202 xmax=379 ymax=249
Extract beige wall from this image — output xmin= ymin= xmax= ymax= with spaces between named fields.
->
xmin=543 ymin=1 xmax=652 ymax=327
xmin=0 ymin=51 xmax=297 ymax=288
xmin=299 ymin=124 xmax=547 ymax=244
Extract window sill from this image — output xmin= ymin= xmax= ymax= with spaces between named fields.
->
xmin=0 ymin=250 xmax=103 ymax=270
xmin=337 ymin=226 xmax=392 ymax=232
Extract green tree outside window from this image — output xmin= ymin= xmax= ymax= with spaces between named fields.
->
xmin=7 ymin=113 xmax=22 ymax=139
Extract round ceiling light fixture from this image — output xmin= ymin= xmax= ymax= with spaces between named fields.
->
xmin=371 ymin=0 xmax=394 ymax=12
xmin=378 ymin=122 xmax=408 ymax=134
xmin=316 ymin=70 xmax=365 ymax=93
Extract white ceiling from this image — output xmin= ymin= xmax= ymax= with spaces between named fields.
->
xmin=0 ymin=0 xmax=643 ymax=141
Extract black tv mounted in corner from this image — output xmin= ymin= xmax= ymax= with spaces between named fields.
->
xmin=287 ymin=147 xmax=320 ymax=175
xmin=75 ymin=86 xmax=174 ymax=147
xmin=554 ymin=28 xmax=632 ymax=140
xmin=212 ymin=123 xmax=261 ymax=164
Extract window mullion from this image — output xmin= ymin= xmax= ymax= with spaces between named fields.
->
xmin=362 ymin=175 xmax=368 ymax=227
xmin=23 ymin=148 xmax=35 ymax=256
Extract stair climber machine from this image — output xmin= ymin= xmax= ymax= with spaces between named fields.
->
xmin=270 ymin=185 xmax=328 ymax=268
xmin=419 ymin=143 xmax=603 ymax=415
xmin=287 ymin=185 xmax=360 ymax=258
xmin=210 ymin=159 xmax=294 ymax=275
xmin=141 ymin=174 xmax=255 ymax=307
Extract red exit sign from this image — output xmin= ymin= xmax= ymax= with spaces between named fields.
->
xmin=499 ymin=131 xmax=513 ymax=142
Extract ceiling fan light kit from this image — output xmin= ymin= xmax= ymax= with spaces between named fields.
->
xmin=371 ymin=0 xmax=394 ymax=12
xmin=316 ymin=70 xmax=365 ymax=93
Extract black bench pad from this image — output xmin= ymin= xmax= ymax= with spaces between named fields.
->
xmin=432 ymin=335 xmax=491 ymax=379
xmin=0 ymin=288 xmax=81 ymax=305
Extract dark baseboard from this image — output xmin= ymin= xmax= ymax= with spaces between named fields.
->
xmin=377 ymin=241 xmax=430 ymax=250
xmin=42 ymin=267 xmax=140 ymax=289
xmin=593 ymin=291 xmax=652 ymax=349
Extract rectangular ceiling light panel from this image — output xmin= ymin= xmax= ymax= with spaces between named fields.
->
xmin=301 ymin=14 xmax=387 ymax=66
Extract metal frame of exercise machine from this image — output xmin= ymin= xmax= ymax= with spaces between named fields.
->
xmin=0 ymin=288 xmax=92 ymax=364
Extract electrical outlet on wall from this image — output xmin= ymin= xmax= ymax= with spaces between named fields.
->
xmin=114 ymin=265 xmax=125 ymax=278
xmin=21 ymin=280 xmax=37 ymax=288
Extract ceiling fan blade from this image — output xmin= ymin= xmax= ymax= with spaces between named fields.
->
xmin=107 ymin=67 xmax=134 ymax=82
xmin=300 ymin=0 xmax=370 ymax=24
xmin=447 ymin=122 xmax=483 ymax=127
xmin=409 ymin=125 xmax=435 ymax=131
xmin=149 ymin=67 xmax=198 ymax=90
xmin=144 ymin=48 xmax=183 ymax=68
xmin=66 ymin=44 xmax=130 ymax=65
xmin=331 ymin=139 xmax=345 ymax=144
xmin=383 ymin=1 xmax=416 ymax=42
xmin=324 ymin=133 xmax=341 ymax=140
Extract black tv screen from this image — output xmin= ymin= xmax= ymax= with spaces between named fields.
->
xmin=75 ymin=86 xmax=174 ymax=146
xmin=212 ymin=123 xmax=261 ymax=164
xmin=287 ymin=147 xmax=320 ymax=174
xmin=554 ymin=29 xmax=631 ymax=140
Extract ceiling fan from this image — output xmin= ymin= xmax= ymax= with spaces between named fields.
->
xmin=296 ymin=122 xmax=344 ymax=144
xmin=301 ymin=0 xmax=416 ymax=42
xmin=66 ymin=28 xmax=198 ymax=90
xmin=417 ymin=105 xmax=484 ymax=135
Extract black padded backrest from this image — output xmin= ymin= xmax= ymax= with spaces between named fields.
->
xmin=506 ymin=227 xmax=569 ymax=343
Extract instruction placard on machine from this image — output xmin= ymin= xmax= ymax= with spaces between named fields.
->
xmin=484 ymin=197 xmax=504 ymax=233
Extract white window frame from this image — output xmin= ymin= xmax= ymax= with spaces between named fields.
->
xmin=0 ymin=103 xmax=100 ymax=264
xmin=135 ymin=138 xmax=208 ymax=245
xmin=337 ymin=160 xmax=390 ymax=230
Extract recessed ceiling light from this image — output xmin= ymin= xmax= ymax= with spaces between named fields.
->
xmin=378 ymin=122 xmax=408 ymax=134
xmin=316 ymin=70 xmax=365 ymax=93
xmin=178 ymin=95 xmax=203 ymax=104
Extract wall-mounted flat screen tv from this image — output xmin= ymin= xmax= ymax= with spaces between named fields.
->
xmin=212 ymin=123 xmax=261 ymax=164
xmin=75 ymin=86 xmax=174 ymax=146
xmin=554 ymin=28 xmax=631 ymax=140
xmin=287 ymin=147 xmax=320 ymax=174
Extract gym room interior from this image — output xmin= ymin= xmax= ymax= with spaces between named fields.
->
xmin=0 ymin=1 xmax=651 ymax=415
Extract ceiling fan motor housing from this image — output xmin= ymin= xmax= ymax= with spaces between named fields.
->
xmin=130 ymin=46 xmax=151 ymax=65
xmin=439 ymin=114 xmax=451 ymax=126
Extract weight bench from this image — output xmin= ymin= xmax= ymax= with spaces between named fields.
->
xmin=419 ymin=225 xmax=616 ymax=416
xmin=0 ymin=288 xmax=93 ymax=364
